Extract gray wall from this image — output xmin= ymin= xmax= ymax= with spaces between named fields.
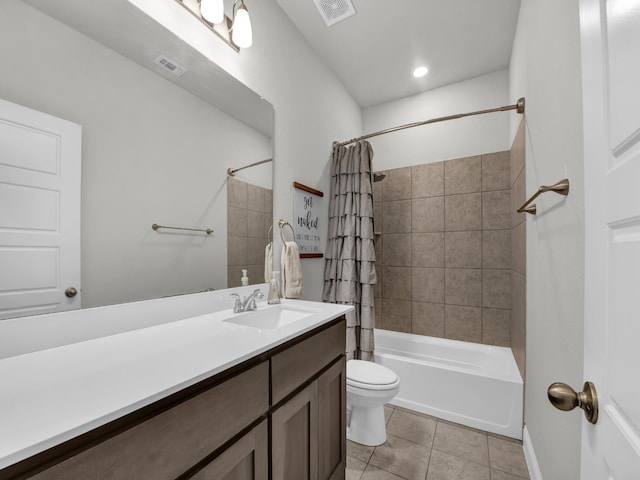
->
xmin=510 ymin=0 xmax=585 ymax=478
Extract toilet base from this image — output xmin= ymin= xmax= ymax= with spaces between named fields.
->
xmin=346 ymin=404 xmax=387 ymax=446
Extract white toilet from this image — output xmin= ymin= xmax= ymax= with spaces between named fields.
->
xmin=346 ymin=359 xmax=400 ymax=446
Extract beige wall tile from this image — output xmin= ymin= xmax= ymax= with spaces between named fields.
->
xmin=482 ymin=151 xmax=511 ymax=191
xmin=412 ymin=233 xmax=445 ymax=268
xmin=247 ymin=183 xmax=264 ymax=212
xmin=247 ymin=209 xmax=265 ymax=238
xmin=511 ymin=169 xmax=526 ymax=228
xmin=381 ymin=299 xmax=412 ymax=333
xmin=375 ymin=234 xmax=383 ymax=266
xmin=264 ymin=189 xmax=273 ymax=215
xmin=228 ymin=206 xmax=248 ymax=236
xmin=412 ymin=267 xmax=445 ymax=303
xmin=374 ymin=202 xmax=382 ymax=232
xmin=445 ymin=304 xmax=482 ymax=343
xmin=483 ymin=230 xmax=511 ymax=269
xmin=445 ymin=231 xmax=482 ymax=268
xmin=247 ymin=237 xmax=266 ymax=265
xmin=373 ymin=175 xmax=383 ymax=202
xmin=482 ymin=190 xmax=511 ymax=230
xmin=483 ymin=269 xmax=511 ymax=309
xmin=511 ymin=221 xmax=526 ymax=275
xmin=383 ymin=266 xmax=412 ymax=300
xmin=383 ymin=200 xmax=412 ymax=233
xmin=374 ymin=266 xmax=382 ymax=298
xmin=413 ymin=197 xmax=445 ymax=232
xmin=445 ymin=268 xmax=482 ymax=306
xmin=383 ymin=167 xmax=412 ymax=201
xmin=445 ymin=155 xmax=482 ymax=195
xmin=383 ymin=233 xmax=412 ymax=267
xmin=227 ymin=177 xmax=247 ymax=208
xmin=482 ymin=308 xmax=511 ymax=346
xmin=412 ymin=302 xmax=445 ymax=337
xmin=445 ymin=193 xmax=482 ymax=231
xmin=227 ymin=235 xmax=248 ymax=266
xmin=412 ymin=161 xmax=444 ymax=198
xmin=374 ymin=296 xmax=382 ymax=329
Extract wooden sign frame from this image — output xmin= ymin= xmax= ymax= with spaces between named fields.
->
xmin=293 ymin=182 xmax=324 ymax=258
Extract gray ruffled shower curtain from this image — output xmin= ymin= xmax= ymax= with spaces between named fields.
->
xmin=323 ymin=141 xmax=377 ymax=361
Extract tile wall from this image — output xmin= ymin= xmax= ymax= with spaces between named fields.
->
xmin=374 ymin=148 xmax=520 ymax=347
xmin=510 ymin=119 xmax=527 ymax=378
xmin=227 ymin=178 xmax=273 ymax=287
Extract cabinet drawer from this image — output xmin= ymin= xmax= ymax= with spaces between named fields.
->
xmin=30 ymin=361 xmax=269 ymax=480
xmin=271 ymin=319 xmax=345 ymax=405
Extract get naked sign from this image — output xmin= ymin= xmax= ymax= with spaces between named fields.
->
xmin=293 ymin=182 xmax=323 ymax=258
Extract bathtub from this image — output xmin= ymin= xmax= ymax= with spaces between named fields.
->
xmin=374 ymin=329 xmax=523 ymax=439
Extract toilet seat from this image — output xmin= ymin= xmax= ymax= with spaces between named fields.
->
xmin=347 ymin=360 xmax=399 ymax=391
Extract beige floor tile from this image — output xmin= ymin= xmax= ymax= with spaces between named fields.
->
xmin=426 ymin=450 xmax=490 ymax=480
xmin=369 ymin=434 xmax=430 ymax=480
xmin=360 ymin=464 xmax=407 ymax=480
xmin=432 ymin=421 xmax=489 ymax=466
xmin=384 ymin=405 xmax=395 ymax=425
xmin=488 ymin=436 xmax=530 ymax=478
xmin=347 ymin=455 xmax=367 ymax=480
xmin=386 ymin=409 xmax=437 ymax=447
xmin=491 ymin=468 xmax=531 ymax=480
xmin=348 ymin=440 xmax=375 ymax=464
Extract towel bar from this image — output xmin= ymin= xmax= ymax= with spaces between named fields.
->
xmin=517 ymin=179 xmax=570 ymax=215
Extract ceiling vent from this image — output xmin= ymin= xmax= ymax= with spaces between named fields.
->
xmin=312 ymin=0 xmax=356 ymax=27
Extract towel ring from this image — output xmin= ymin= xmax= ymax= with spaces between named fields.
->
xmin=278 ymin=219 xmax=295 ymax=243
xmin=267 ymin=225 xmax=273 ymax=243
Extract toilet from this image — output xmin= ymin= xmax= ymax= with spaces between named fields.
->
xmin=346 ymin=359 xmax=400 ymax=446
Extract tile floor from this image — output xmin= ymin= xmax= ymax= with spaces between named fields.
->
xmin=347 ymin=405 xmax=530 ymax=480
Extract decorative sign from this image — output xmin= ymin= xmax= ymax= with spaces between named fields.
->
xmin=293 ymin=182 xmax=324 ymax=258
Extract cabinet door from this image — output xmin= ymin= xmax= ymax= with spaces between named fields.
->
xmin=318 ymin=358 xmax=346 ymax=480
xmin=190 ymin=421 xmax=268 ymax=480
xmin=272 ymin=381 xmax=318 ymax=480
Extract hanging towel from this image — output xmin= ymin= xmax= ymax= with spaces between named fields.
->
xmin=281 ymin=241 xmax=304 ymax=298
xmin=264 ymin=242 xmax=273 ymax=283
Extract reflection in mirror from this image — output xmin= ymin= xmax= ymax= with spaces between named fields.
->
xmin=0 ymin=0 xmax=273 ymax=318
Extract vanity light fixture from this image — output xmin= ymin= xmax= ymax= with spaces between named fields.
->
xmin=175 ymin=0 xmax=252 ymax=52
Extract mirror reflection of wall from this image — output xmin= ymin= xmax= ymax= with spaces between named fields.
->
xmin=0 ymin=0 xmax=273 ymax=313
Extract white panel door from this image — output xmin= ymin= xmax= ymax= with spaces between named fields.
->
xmin=580 ymin=0 xmax=640 ymax=478
xmin=0 ymin=98 xmax=81 ymax=319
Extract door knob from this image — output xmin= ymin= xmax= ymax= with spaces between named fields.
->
xmin=547 ymin=381 xmax=598 ymax=424
xmin=65 ymin=287 xmax=78 ymax=298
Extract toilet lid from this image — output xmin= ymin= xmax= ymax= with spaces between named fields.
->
xmin=347 ymin=360 xmax=399 ymax=389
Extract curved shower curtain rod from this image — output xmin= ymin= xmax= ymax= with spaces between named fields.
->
xmin=334 ymin=97 xmax=525 ymax=148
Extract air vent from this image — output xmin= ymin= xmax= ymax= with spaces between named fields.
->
xmin=154 ymin=54 xmax=186 ymax=76
xmin=312 ymin=0 xmax=356 ymax=27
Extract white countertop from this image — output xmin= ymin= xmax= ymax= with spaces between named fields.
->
xmin=0 ymin=298 xmax=352 ymax=470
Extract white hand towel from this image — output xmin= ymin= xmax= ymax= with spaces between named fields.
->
xmin=281 ymin=241 xmax=304 ymax=298
xmin=264 ymin=242 xmax=273 ymax=283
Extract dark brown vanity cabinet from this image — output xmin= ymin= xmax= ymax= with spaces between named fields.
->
xmin=2 ymin=317 xmax=346 ymax=480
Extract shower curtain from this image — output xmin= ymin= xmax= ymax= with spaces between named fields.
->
xmin=323 ymin=141 xmax=377 ymax=361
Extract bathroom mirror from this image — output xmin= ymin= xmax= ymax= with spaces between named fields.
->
xmin=0 ymin=0 xmax=274 ymax=315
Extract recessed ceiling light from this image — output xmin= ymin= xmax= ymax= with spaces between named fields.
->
xmin=413 ymin=66 xmax=429 ymax=78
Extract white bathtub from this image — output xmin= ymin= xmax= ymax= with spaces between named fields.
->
xmin=374 ymin=329 xmax=523 ymax=439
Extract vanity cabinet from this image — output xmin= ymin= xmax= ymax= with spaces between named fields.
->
xmin=3 ymin=316 xmax=345 ymax=480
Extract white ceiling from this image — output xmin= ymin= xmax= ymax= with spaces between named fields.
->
xmin=275 ymin=0 xmax=522 ymax=108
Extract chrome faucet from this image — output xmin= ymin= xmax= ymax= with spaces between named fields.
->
xmin=230 ymin=289 xmax=264 ymax=313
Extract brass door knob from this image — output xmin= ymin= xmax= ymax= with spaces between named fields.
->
xmin=547 ymin=381 xmax=598 ymax=424
xmin=65 ymin=287 xmax=78 ymax=298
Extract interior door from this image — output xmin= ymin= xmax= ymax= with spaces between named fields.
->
xmin=580 ymin=0 xmax=640 ymax=477
xmin=0 ymin=98 xmax=81 ymax=319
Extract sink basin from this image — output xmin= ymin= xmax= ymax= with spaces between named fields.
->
xmin=223 ymin=305 xmax=320 ymax=330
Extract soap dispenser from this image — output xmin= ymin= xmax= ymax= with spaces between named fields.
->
xmin=268 ymin=271 xmax=281 ymax=305
xmin=241 ymin=269 xmax=249 ymax=286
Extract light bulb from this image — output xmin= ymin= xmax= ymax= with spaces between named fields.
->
xmin=232 ymin=3 xmax=252 ymax=48
xmin=200 ymin=0 xmax=224 ymax=24
xmin=413 ymin=66 xmax=429 ymax=78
